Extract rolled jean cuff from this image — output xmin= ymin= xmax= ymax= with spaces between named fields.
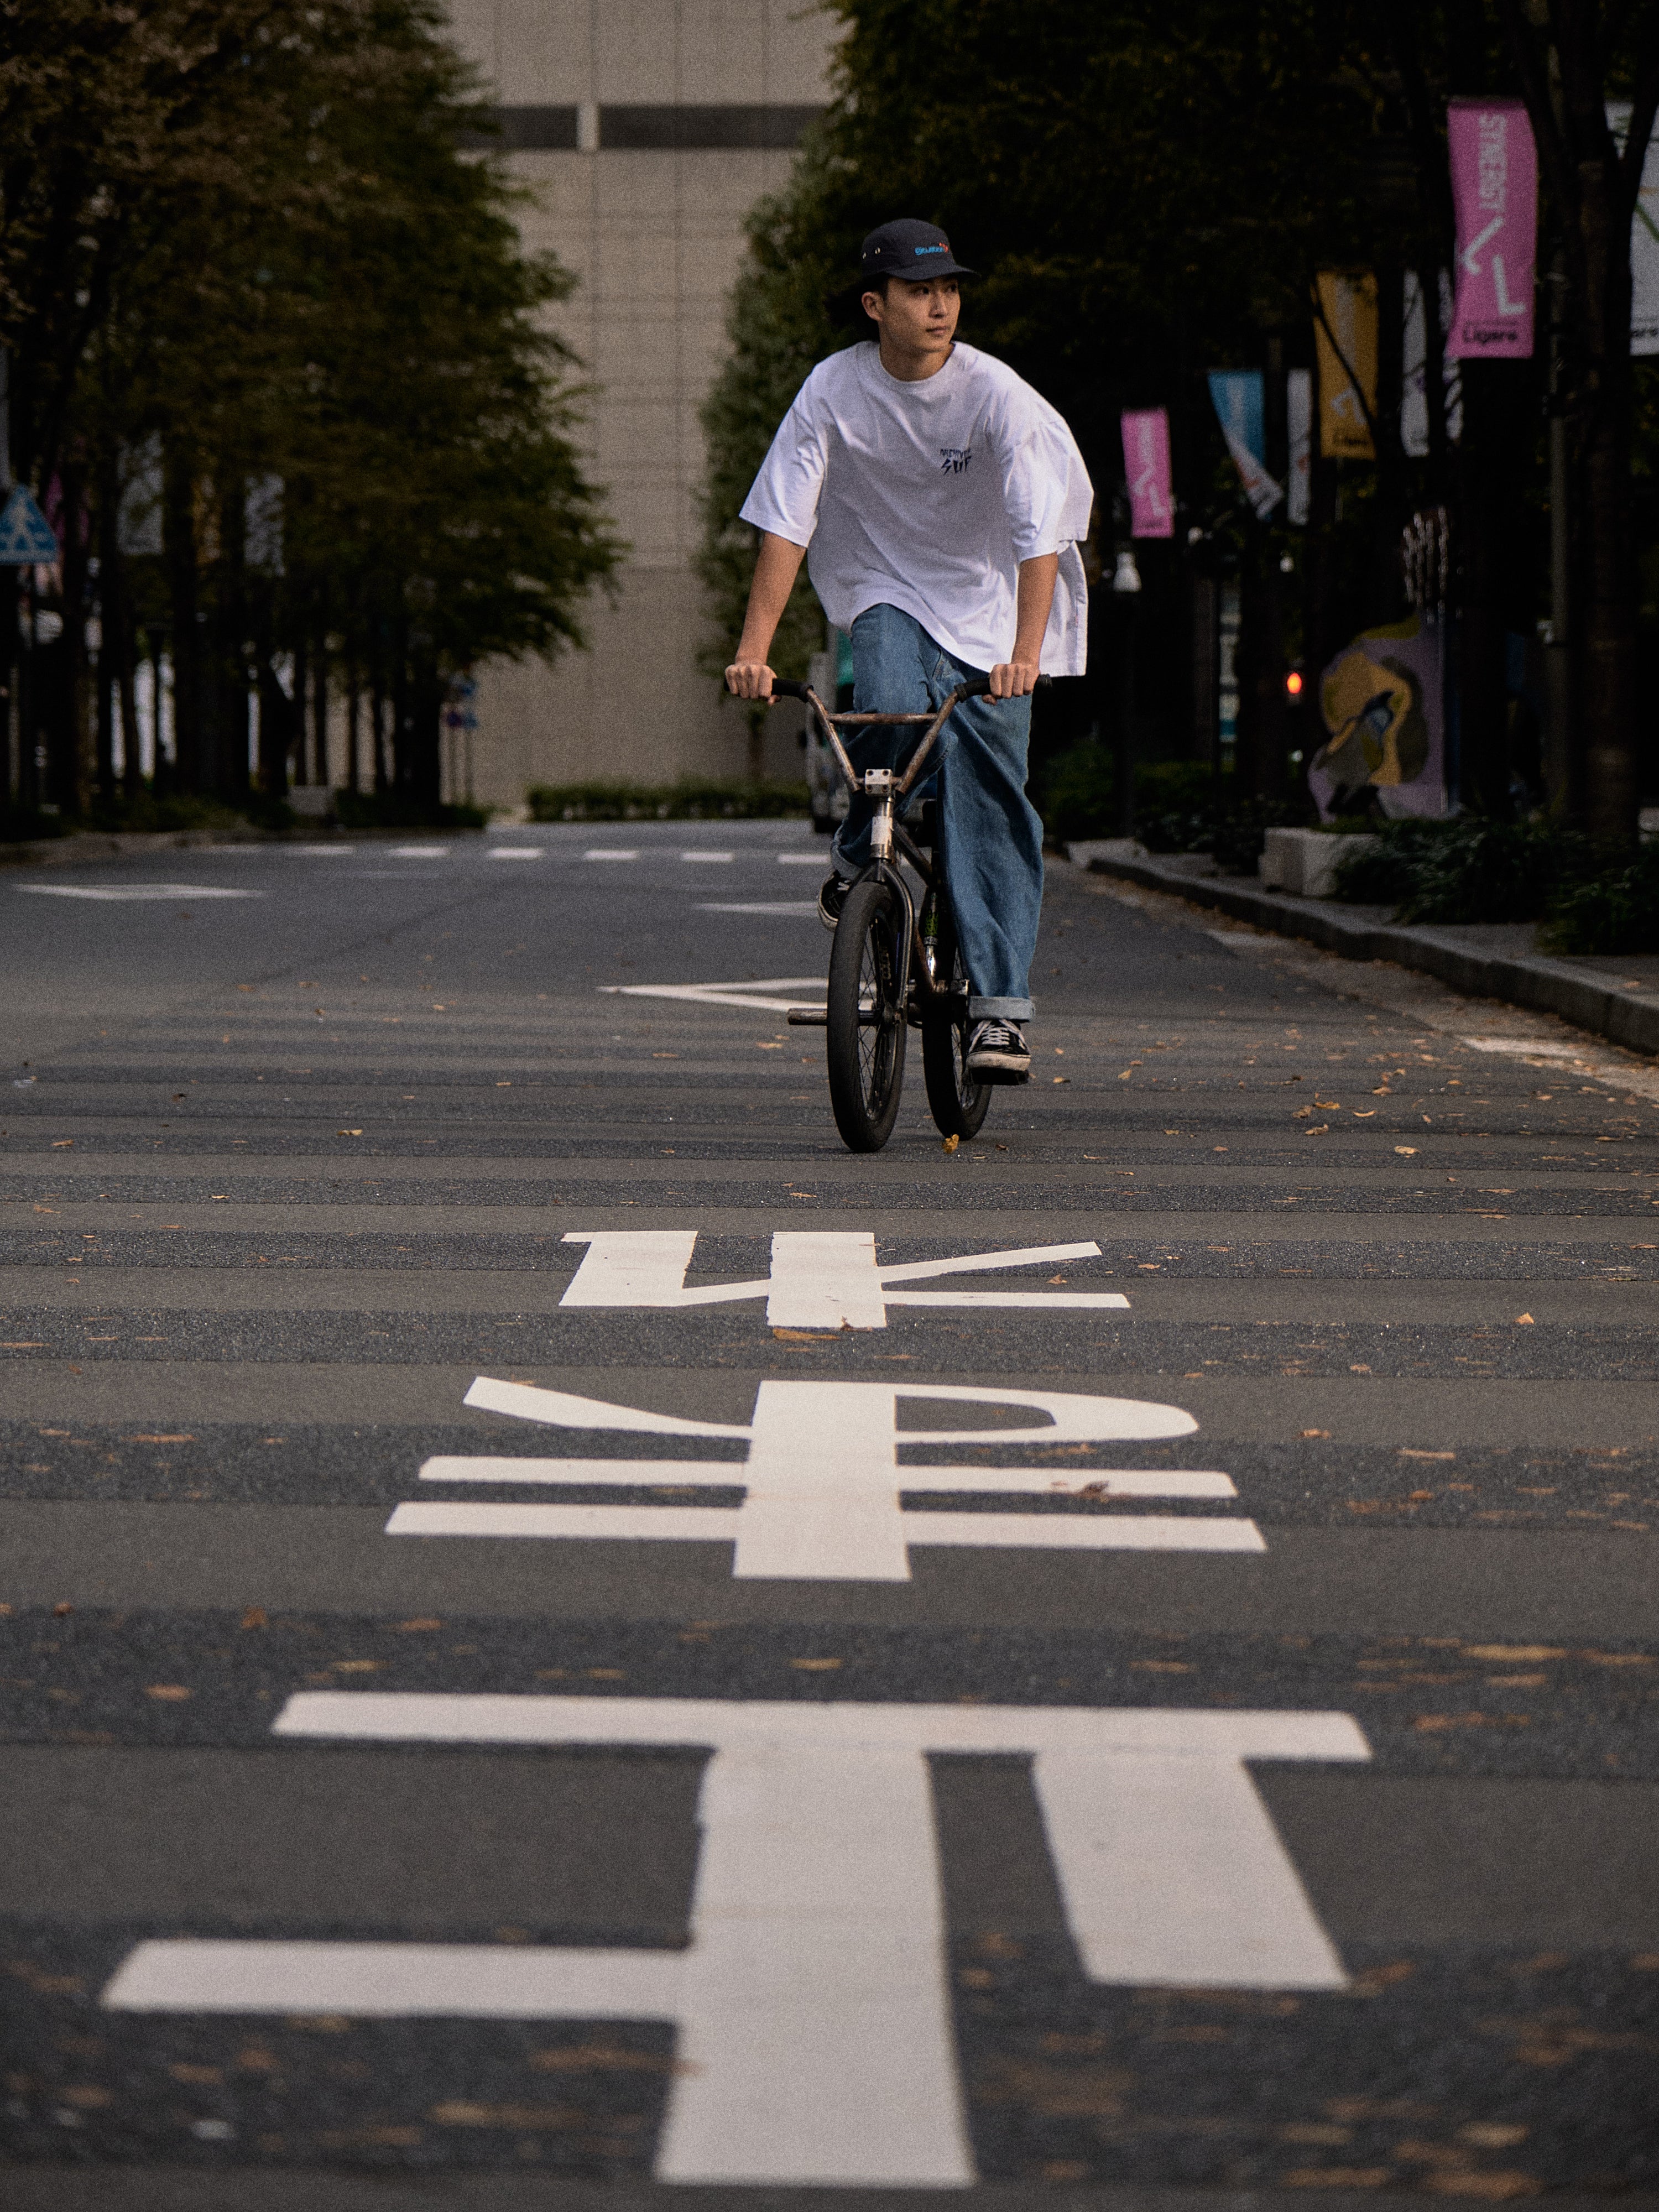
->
xmin=969 ymin=996 xmax=1035 ymax=1021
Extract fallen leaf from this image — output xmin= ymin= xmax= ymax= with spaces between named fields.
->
xmin=51 ymin=1139 xmax=73 ymax=1149
xmin=1395 ymin=1145 xmax=1418 ymax=1156
xmin=1462 ymin=1645 xmax=1564 ymax=1662
xmin=1301 ymin=1428 xmax=1331 ymax=1439
xmin=772 ymin=1326 xmax=838 ymax=1342
xmin=790 ymin=1657 xmax=842 ymax=1671
xmin=338 ymin=1129 xmax=363 ymax=1137
xmin=1281 ymin=2170 xmax=1393 ymax=2190
xmin=1515 ymin=1313 xmax=1534 ymax=1325
xmin=145 ymin=1684 xmax=192 ymax=1702
xmin=942 ymin=1134 xmax=960 ymax=1155
xmin=240 ymin=1607 xmax=267 ymax=1630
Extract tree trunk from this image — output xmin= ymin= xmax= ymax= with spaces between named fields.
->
xmin=312 ymin=601 xmax=329 ymax=788
xmin=59 ymin=465 xmax=93 ymax=816
xmin=1572 ymin=144 xmax=1640 ymax=847
xmin=217 ymin=479 xmax=249 ymax=800
xmin=96 ymin=461 xmax=121 ymax=804
xmin=163 ymin=447 xmax=202 ymax=792
xmin=290 ymin=618 xmax=309 ymax=786
xmin=1495 ymin=1 xmax=1654 ymax=847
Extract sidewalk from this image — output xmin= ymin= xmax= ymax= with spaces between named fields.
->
xmin=1067 ymin=838 xmax=1659 ymax=1057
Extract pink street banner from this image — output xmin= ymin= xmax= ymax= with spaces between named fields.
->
xmin=1120 ymin=407 xmax=1173 ymax=538
xmin=1447 ymin=97 xmax=1536 ymax=358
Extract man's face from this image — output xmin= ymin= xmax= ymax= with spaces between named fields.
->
xmin=862 ymin=275 xmax=960 ymax=353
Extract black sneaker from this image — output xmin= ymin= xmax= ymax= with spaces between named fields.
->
xmin=818 ymin=874 xmax=852 ymax=932
xmin=967 ymin=1018 xmax=1030 ymax=1084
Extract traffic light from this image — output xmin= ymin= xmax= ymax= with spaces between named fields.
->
xmin=1284 ymin=667 xmax=1305 ymax=701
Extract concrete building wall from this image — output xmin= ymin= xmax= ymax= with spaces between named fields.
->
xmin=439 ymin=1 xmax=837 ymax=810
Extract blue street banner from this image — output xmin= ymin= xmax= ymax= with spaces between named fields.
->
xmin=0 ymin=484 xmax=59 ymax=565
xmin=1207 ymin=372 xmax=1282 ymax=518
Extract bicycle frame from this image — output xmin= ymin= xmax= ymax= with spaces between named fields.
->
xmin=774 ymin=677 xmax=984 ymax=1028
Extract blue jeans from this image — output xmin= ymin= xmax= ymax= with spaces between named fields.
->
xmin=831 ymin=603 xmax=1041 ymax=1021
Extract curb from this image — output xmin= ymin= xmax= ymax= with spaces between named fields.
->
xmin=0 ymin=827 xmax=293 ymax=869
xmin=1070 ymin=844 xmax=1659 ymax=1059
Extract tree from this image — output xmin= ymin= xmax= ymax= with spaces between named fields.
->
xmin=3 ymin=0 xmax=621 ymax=820
xmin=1493 ymin=0 xmax=1659 ymax=845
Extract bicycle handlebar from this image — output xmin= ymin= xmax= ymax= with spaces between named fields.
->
xmin=766 ymin=673 xmax=1049 ymax=706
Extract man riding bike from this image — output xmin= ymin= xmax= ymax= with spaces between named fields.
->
xmin=724 ymin=218 xmax=1092 ymax=1084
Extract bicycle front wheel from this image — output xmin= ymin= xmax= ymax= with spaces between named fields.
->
xmin=826 ymin=878 xmax=908 ymax=1152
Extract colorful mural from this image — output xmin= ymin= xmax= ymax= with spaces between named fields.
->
xmin=1311 ymin=614 xmax=1448 ymax=820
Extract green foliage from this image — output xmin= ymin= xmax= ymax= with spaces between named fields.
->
xmin=333 ymin=791 xmax=492 ymax=832
xmin=1031 ymin=744 xmax=1212 ymax=841
xmin=2 ymin=0 xmax=622 ymax=815
xmin=526 ymin=781 xmax=812 ymax=823
xmin=1029 ymin=742 xmax=1303 ymax=872
xmin=1544 ymin=848 xmax=1659 ymax=956
xmin=1331 ymin=819 xmax=1593 ymax=927
xmin=1328 ymin=818 xmax=1455 ymax=906
xmin=0 ymin=807 xmax=69 ymax=843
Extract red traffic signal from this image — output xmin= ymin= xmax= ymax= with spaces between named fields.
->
xmin=1284 ymin=669 xmax=1305 ymax=699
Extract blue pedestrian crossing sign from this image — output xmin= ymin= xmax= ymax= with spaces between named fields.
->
xmin=0 ymin=485 xmax=59 ymax=564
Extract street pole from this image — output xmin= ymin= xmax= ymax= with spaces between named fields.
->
xmin=1111 ymin=547 xmax=1142 ymax=837
xmin=1543 ymin=249 xmax=1572 ymax=815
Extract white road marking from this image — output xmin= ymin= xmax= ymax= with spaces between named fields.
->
xmin=426 ymin=1375 xmax=1234 ymax=1580
xmin=585 ymin=848 xmax=639 ymax=860
xmin=776 ymin=852 xmax=822 ymax=863
xmin=105 ymin=1698 xmax=1368 ymax=2184
xmin=1462 ymin=1032 xmax=1659 ymax=1105
xmin=698 ymin=901 xmax=818 ymax=915
xmin=598 ymin=977 xmax=824 ymax=1013
xmin=557 ymin=1229 xmax=1128 ymax=1326
xmin=386 ymin=1501 xmax=1261 ymax=1553
xmin=291 ymin=845 xmax=356 ymax=855
xmin=417 ymin=1457 xmax=1237 ymax=1498
xmin=390 ymin=846 xmax=449 ymax=859
xmin=682 ymin=851 xmax=734 ymax=863
xmin=14 ymin=883 xmax=266 ymax=900
xmin=488 ymin=847 xmax=544 ymax=859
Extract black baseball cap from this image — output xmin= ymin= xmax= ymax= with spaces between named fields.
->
xmin=859 ymin=218 xmax=975 ymax=283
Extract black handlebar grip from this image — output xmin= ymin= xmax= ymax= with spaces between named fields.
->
xmin=769 ymin=679 xmax=811 ymax=703
xmin=959 ymin=673 xmax=1054 ymax=701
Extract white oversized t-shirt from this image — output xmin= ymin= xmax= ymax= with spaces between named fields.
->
xmin=739 ymin=341 xmax=1093 ymax=676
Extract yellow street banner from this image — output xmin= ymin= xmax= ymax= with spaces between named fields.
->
xmin=1314 ymin=271 xmax=1376 ymax=458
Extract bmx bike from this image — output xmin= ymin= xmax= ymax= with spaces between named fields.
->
xmin=768 ymin=674 xmax=1044 ymax=1155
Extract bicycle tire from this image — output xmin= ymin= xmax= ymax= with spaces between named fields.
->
xmin=920 ymin=897 xmax=992 ymax=1139
xmin=826 ymin=877 xmax=907 ymax=1152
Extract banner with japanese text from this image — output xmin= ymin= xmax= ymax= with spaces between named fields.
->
xmin=1447 ymin=97 xmax=1536 ymax=358
xmin=1313 ymin=273 xmax=1376 ymax=458
xmin=1206 ymin=372 xmax=1282 ymax=518
xmin=1610 ymin=102 xmax=1659 ymax=355
xmin=1120 ymin=408 xmax=1173 ymax=538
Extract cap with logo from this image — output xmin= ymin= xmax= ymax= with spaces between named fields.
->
xmin=859 ymin=218 xmax=976 ymax=283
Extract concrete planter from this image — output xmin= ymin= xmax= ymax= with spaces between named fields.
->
xmin=1259 ymin=826 xmax=1377 ymax=900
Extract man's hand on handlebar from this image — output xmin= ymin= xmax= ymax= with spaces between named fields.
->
xmin=987 ymin=658 xmax=1042 ymax=701
xmin=725 ymin=659 xmax=778 ymax=701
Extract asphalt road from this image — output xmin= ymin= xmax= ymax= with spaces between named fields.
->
xmin=3 ymin=821 xmax=1659 ymax=2211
